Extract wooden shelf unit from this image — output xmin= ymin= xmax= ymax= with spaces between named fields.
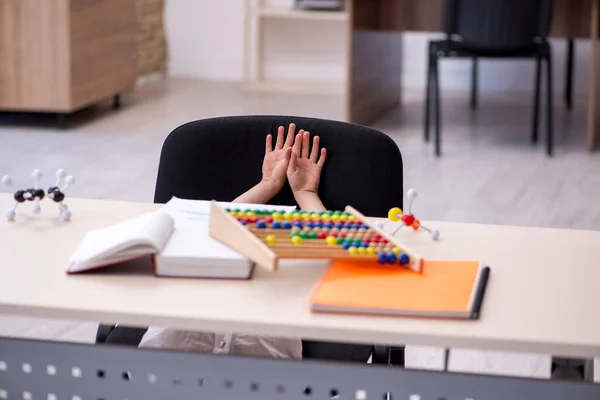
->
xmin=243 ymin=0 xmax=348 ymax=94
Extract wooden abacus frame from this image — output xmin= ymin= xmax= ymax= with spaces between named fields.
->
xmin=208 ymin=201 xmax=424 ymax=272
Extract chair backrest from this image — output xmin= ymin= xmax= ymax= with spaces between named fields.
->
xmin=154 ymin=115 xmax=404 ymax=217
xmin=442 ymin=0 xmax=553 ymax=48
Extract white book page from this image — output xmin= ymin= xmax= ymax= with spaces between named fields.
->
xmin=158 ymin=226 xmax=246 ymax=263
xmin=68 ymin=211 xmax=174 ymax=272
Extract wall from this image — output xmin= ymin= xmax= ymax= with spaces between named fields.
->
xmin=165 ymin=0 xmax=594 ymax=94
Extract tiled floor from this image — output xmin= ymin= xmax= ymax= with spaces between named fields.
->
xmin=1 ymin=76 xmax=599 ymax=379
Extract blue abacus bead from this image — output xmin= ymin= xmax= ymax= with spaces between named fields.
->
xmin=399 ymin=253 xmax=410 ymax=265
xmin=314 ymin=223 xmax=323 ymax=229
xmin=361 ymin=224 xmax=370 ymax=230
xmin=377 ymin=252 xmax=387 ymax=264
xmin=272 ymin=221 xmax=282 ymax=229
xmin=325 ymin=222 xmax=334 ymax=229
xmin=306 ymin=222 xmax=314 ymax=229
xmin=352 ymin=224 xmax=360 ymax=229
xmin=240 ymin=220 xmax=247 ymax=226
xmin=293 ymin=222 xmax=303 ymax=228
xmin=256 ymin=220 xmax=267 ymax=229
xmin=343 ymin=242 xmax=353 ymax=250
xmin=361 ymin=241 xmax=369 ymax=248
xmin=283 ymin=221 xmax=292 ymax=229
xmin=387 ymin=253 xmax=397 ymax=264
xmin=336 ymin=223 xmax=344 ymax=229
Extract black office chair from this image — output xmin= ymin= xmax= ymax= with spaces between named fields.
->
xmin=425 ymin=0 xmax=554 ymax=156
xmin=95 ymin=115 xmax=406 ymax=366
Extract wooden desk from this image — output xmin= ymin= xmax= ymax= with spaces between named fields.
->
xmin=346 ymin=0 xmax=600 ymax=151
xmin=1 ymin=194 xmax=600 ymax=360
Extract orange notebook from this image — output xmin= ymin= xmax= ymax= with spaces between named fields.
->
xmin=309 ymin=259 xmax=490 ymax=319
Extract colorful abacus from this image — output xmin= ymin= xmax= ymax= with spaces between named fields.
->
xmin=226 ymin=208 xmax=412 ymax=266
xmin=208 ymin=201 xmax=423 ymax=272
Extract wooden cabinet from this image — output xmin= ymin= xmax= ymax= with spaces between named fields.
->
xmin=0 ymin=0 xmax=137 ymax=114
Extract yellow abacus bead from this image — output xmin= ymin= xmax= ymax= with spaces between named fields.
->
xmin=392 ymin=247 xmax=402 ymax=255
xmin=291 ymin=236 xmax=302 ymax=245
xmin=266 ymin=235 xmax=277 ymax=245
xmin=331 ymin=214 xmax=340 ymax=222
xmin=388 ymin=207 xmax=403 ymax=222
xmin=357 ymin=247 xmax=366 ymax=255
xmin=311 ymin=213 xmax=320 ymax=220
xmin=339 ymin=215 xmax=348 ymax=222
xmin=322 ymin=214 xmax=331 ymax=221
xmin=283 ymin=212 xmax=293 ymax=221
xmin=347 ymin=215 xmax=356 ymax=222
xmin=348 ymin=246 xmax=358 ymax=255
xmin=326 ymin=236 xmax=338 ymax=246
xmin=292 ymin=212 xmax=301 ymax=219
xmin=272 ymin=212 xmax=283 ymax=221
xmin=229 ymin=211 xmax=238 ymax=217
xmin=246 ymin=211 xmax=255 ymax=218
xmin=366 ymin=247 xmax=377 ymax=255
xmin=302 ymin=213 xmax=312 ymax=221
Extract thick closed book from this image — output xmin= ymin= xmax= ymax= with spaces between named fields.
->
xmin=309 ymin=259 xmax=490 ymax=319
xmin=67 ymin=198 xmax=296 ymax=279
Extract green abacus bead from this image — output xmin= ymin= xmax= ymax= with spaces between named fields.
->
xmin=300 ymin=232 xmax=310 ymax=239
xmin=333 ymin=210 xmax=342 ymax=215
xmin=308 ymin=232 xmax=318 ymax=239
xmin=290 ymin=232 xmax=300 ymax=237
xmin=336 ymin=237 xmax=345 ymax=244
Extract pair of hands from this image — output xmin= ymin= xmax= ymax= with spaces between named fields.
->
xmin=261 ymin=123 xmax=326 ymax=200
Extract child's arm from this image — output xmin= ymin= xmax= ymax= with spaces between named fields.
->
xmin=233 ymin=124 xmax=296 ymax=204
xmin=287 ymin=130 xmax=327 ymax=212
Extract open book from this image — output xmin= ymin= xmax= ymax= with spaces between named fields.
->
xmin=67 ymin=198 xmax=296 ymax=279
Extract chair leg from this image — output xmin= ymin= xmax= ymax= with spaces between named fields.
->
xmin=546 ymin=52 xmax=554 ymax=157
xmin=565 ymin=38 xmax=574 ymax=111
xmin=470 ymin=57 xmax=478 ymax=109
xmin=424 ymin=44 xmax=433 ymax=142
xmin=532 ymin=57 xmax=542 ymax=144
xmin=433 ymin=53 xmax=441 ymax=156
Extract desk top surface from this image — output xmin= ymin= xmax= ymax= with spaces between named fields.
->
xmin=1 ymin=193 xmax=599 ymax=359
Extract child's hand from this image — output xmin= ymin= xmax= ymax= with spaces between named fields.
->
xmin=287 ymin=130 xmax=326 ymax=196
xmin=260 ymin=123 xmax=296 ymax=196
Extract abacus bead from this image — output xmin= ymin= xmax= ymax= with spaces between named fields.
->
xmin=399 ymin=253 xmax=410 ymax=265
xmin=367 ymin=247 xmax=377 ymax=255
xmin=311 ymin=213 xmax=320 ymax=220
xmin=378 ymin=253 xmax=387 ymax=264
xmin=291 ymin=236 xmax=302 ymax=245
xmin=339 ymin=215 xmax=347 ymax=222
xmin=306 ymin=222 xmax=314 ymax=229
xmin=293 ymin=222 xmax=303 ymax=228
xmin=357 ymin=247 xmax=366 ymax=255
xmin=361 ymin=241 xmax=369 ymax=248
xmin=387 ymin=253 xmax=398 ymax=264
xmin=249 ymin=217 xmax=259 ymax=223
xmin=303 ymin=226 xmax=311 ymax=232
xmin=326 ymin=236 xmax=338 ymax=246
xmin=333 ymin=210 xmax=342 ymax=215
xmin=336 ymin=223 xmax=344 ymax=229
xmin=322 ymin=214 xmax=331 ymax=222
xmin=272 ymin=212 xmax=283 ymax=221
xmin=292 ymin=212 xmax=301 ymax=219
xmin=256 ymin=221 xmax=267 ymax=229
xmin=292 ymin=226 xmax=301 ymax=232
xmin=308 ymin=232 xmax=318 ymax=239
xmin=343 ymin=242 xmax=352 ymax=250
xmin=348 ymin=215 xmax=356 ymax=222
xmin=331 ymin=215 xmax=340 ymax=222
xmin=265 ymin=217 xmax=274 ymax=223
xmin=369 ymin=241 xmax=377 ymax=248
xmin=240 ymin=220 xmax=247 ymax=226
xmin=314 ymin=223 xmax=323 ymax=229
xmin=283 ymin=221 xmax=292 ymax=229
xmin=283 ymin=212 xmax=293 ymax=220
xmin=290 ymin=231 xmax=300 ymax=237
xmin=392 ymin=247 xmax=402 ymax=255
xmin=272 ymin=221 xmax=282 ymax=229
xmin=325 ymin=222 xmax=334 ymax=229
xmin=317 ymin=232 xmax=327 ymax=239
xmin=266 ymin=235 xmax=276 ymax=245
xmin=336 ymin=237 xmax=345 ymax=244
xmin=348 ymin=246 xmax=358 ymax=255
xmin=246 ymin=211 xmax=255 ymax=218
xmin=300 ymin=232 xmax=310 ymax=239
xmin=352 ymin=224 xmax=360 ymax=229
xmin=330 ymin=227 xmax=339 ymax=234
xmin=361 ymin=225 xmax=370 ymax=230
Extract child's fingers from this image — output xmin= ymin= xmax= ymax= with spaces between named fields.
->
xmin=302 ymin=131 xmax=310 ymax=158
xmin=265 ymin=134 xmax=273 ymax=153
xmin=309 ymin=136 xmax=320 ymax=162
xmin=292 ymin=132 xmax=302 ymax=155
xmin=285 ymin=123 xmax=296 ymax=147
xmin=317 ymin=148 xmax=326 ymax=168
xmin=275 ymin=126 xmax=285 ymax=149
xmin=287 ymin=150 xmax=298 ymax=175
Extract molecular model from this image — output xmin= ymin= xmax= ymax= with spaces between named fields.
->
xmin=376 ymin=189 xmax=440 ymax=240
xmin=1 ymin=169 xmax=75 ymax=221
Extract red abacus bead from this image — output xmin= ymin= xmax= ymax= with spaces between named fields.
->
xmin=317 ymin=232 xmax=326 ymax=239
xmin=372 ymin=235 xmax=381 ymax=241
xmin=313 ymin=219 xmax=322 ymax=224
xmin=292 ymin=218 xmax=301 ymax=223
xmin=337 ymin=233 xmax=346 ymax=238
xmin=241 ymin=217 xmax=249 ymax=223
xmin=249 ymin=217 xmax=258 ymax=223
xmin=265 ymin=217 xmax=274 ymax=223
xmin=355 ymin=220 xmax=363 ymax=225
xmin=401 ymin=214 xmax=415 ymax=226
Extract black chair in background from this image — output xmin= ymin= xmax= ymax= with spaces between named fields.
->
xmin=425 ymin=0 xmax=554 ymax=156
xmin=95 ymin=115 xmax=406 ymax=366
